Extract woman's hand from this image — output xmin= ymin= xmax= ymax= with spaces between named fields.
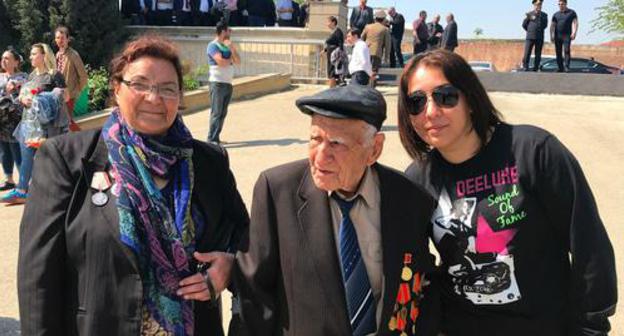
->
xmin=21 ymin=97 xmax=32 ymax=107
xmin=177 ymin=251 xmax=234 ymax=301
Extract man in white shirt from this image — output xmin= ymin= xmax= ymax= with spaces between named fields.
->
xmin=276 ymin=0 xmax=295 ymax=27
xmin=346 ymin=28 xmax=373 ymax=86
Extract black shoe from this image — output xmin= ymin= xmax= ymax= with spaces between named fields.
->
xmin=0 ymin=182 xmax=15 ymax=191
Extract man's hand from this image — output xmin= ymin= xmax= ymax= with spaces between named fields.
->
xmin=177 ymin=252 xmax=235 ymax=301
xmin=570 ymin=33 xmax=576 ymax=40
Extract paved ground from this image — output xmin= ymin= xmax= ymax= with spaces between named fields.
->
xmin=1 ymin=85 xmax=623 ymax=335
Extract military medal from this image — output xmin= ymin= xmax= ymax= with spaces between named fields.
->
xmin=91 ymin=171 xmax=112 ymax=207
xmin=401 ymin=253 xmax=413 ymax=281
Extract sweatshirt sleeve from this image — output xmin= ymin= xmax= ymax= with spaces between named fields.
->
xmin=536 ymin=134 xmax=617 ymax=335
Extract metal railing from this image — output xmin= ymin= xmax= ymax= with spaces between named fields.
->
xmin=233 ymin=38 xmax=326 ymax=80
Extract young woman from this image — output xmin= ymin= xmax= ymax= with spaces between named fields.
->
xmin=0 ymin=43 xmax=65 ymax=204
xmin=0 ymin=48 xmax=27 ymax=191
xmin=397 ymin=49 xmax=616 ymax=336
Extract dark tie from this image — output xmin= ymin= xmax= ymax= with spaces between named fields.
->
xmin=333 ymin=195 xmax=376 ymax=336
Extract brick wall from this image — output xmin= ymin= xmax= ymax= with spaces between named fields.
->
xmin=402 ymin=38 xmax=624 ymax=72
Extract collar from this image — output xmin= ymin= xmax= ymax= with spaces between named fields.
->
xmin=329 ymin=166 xmax=378 ymax=208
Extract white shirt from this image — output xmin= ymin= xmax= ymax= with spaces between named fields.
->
xmin=349 ymin=39 xmax=373 ymax=76
xmin=276 ymin=0 xmax=293 ymax=20
xmin=199 ymin=0 xmax=211 ymax=13
xmin=156 ymin=0 xmax=173 ymax=10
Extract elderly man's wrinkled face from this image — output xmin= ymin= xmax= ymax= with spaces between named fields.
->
xmin=114 ymin=56 xmax=180 ymax=135
xmin=308 ymin=115 xmax=384 ymax=196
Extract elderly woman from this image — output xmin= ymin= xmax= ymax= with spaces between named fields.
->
xmin=397 ymin=49 xmax=617 ymax=336
xmin=0 ymin=48 xmax=27 ymax=191
xmin=1 ymin=43 xmax=66 ymax=204
xmin=18 ymin=35 xmax=249 ymax=335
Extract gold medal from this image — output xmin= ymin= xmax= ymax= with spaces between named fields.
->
xmin=401 ymin=266 xmax=413 ymax=281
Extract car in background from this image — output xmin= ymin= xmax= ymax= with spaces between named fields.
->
xmin=469 ymin=61 xmax=497 ymax=72
xmin=511 ymin=55 xmax=556 ymax=72
xmin=539 ymin=57 xmax=621 ymax=74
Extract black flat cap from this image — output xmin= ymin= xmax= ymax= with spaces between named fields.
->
xmin=296 ymin=85 xmax=387 ymax=130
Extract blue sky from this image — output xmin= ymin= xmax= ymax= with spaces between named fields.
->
xmin=347 ymin=0 xmax=619 ymax=44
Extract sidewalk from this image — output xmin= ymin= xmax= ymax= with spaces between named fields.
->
xmin=1 ymin=85 xmax=623 ymax=335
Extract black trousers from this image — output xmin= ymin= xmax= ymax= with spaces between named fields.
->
xmin=350 ymin=71 xmax=370 ymax=86
xmin=522 ymin=39 xmax=544 ymax=71
xmin=413 ymin=42 xmax=428 ymax=55
xmin=390 ymin=36 xmax=404 ymax=68
xmin=555 ymin=36 xmax=572 ymax=72
xmin=174 ymin=11 xmax=193 ymax=26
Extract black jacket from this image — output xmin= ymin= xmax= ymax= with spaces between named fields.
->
xmin=247 ymin=0 xmax=275 ymax=18
xmin=235 ymin=160 xmax=441 ymax=336
xmin=441 ymin=20 xmax=458 ymax=49
xmin=522 ymin=10 xmax=548 ymax=40
xmin=350 ymin=6 xmax=374 ymax=32
xmin=18 ymin=129 xmax=249 ymax=336
xmin=389 ymin=13 xmax=405 ymax=38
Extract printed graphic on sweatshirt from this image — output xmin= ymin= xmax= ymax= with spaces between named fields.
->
xmin=432 ymin=165 xmax=528 ymax=305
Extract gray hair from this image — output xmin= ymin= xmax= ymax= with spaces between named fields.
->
xmin=360 ymin=123 xmax=379 ymax=148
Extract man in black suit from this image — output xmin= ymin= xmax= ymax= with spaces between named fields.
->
xmin=522 ymin=0 xmax=548 ymax=71
xmin=236 ymin=85 xmax=440 ymax=336
xmin=173 ymin=0 xmax=197 ymax=26
xmin=427 ymin=15 xmax=444 ymax=50
xmin=388 ymin=7 xmax=405 ymax=68
xmin=350 ymin=0 xmax=374 ymax=32
xmin=441 ymin=13 xmax=458 ymax=52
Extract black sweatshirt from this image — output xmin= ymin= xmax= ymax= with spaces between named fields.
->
xmin=405 ymin=123 xmax=617 ymax=336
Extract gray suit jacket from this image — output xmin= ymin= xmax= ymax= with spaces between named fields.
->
xmin=235 ymin=160 xmax=441 ymax=336
xmin=441 ymin=20 xmax=458 ymax=49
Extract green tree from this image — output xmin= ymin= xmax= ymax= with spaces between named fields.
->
xmin=0 ymin=0 xmax=18 ymax=51
xmin=474 ymin=27 xmax=484 ymax=38
xmin=592 ymin=0 xmax=624 ymax=36
xmin=12 ymin=0 xmax=50 ymax=53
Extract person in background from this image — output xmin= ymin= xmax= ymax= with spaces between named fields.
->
xmin=196 ymin=0 xmax=215 ymax=26
xmin=0 ymin=48 xmax=27 ymax=192
xmin=440 ymin=13 xmax=458 ymax=52
xmin=522 ymin=0 xmax=548 ymax=71
xmin=1 ymin=43 xmax=66 ymax=205
xmin=551 ymin=0 xmax=578 ymax=72
xmin=324 ymin=15 xmax=344 ymax=88
xmin=247 ymin=0 xmax=275 ymax=26
xmin=412 ymin=10 xmax=429 ymax=55
xmin=121 ymin=0 xmax=146 ymax=25
xmin=427 ymin=14 xmax=443 ymax=50
xmin=276 ymin=0 xmax=295 ymax=27
xmin=362 ymin=9 xmax=391 ymax=88
xmin=388 ymin=7 xmax=405 ymax=68
xmin=349 ymin=0 xmax=373 ymax=32
xmin=398 ymin=49 xmax=617 ymax=336
xmin=346 ymin=28 xmax=372 ymax=86
xmin=173 ymin=0 xmax=196 ymax=26
xmin=299 ymin=0 xmax=310 ymax=27
xmin=17 ymin=35 xmax=249 ymax=335
xmin=54 ymin=26 xmax=88 ymax=131
xmin=149 ymin=0 xmax=175 ymax=25
xmin=207 ymin=20 xmax=240 ymax=145
xmin=235 ymin=84 xmax=441 ymax=336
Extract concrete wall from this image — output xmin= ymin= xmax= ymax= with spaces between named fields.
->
xmin=399 ymin=36 xmax=624 ymax=72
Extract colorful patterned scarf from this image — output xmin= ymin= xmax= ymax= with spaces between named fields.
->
xmin=102 ymin=109 xmax=196 ymax=335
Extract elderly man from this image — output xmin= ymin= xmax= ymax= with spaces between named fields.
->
xmin=350 ymin=0 xmax=374 ymax=32
xmin=388 ymin=7 xmax=405 ymax=68
xmin=441 ymin=13 xmax=458 ymax=52
xmin=235 ymin=85 xmax=440 ymax=336
xmin=362 ymin=10 xmax=391 ymax=88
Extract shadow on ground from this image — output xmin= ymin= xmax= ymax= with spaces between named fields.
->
xmin=224 ymin=138 xmax=307 ymax=149
xmin=0 ymin=317 xmax=20 ymax=336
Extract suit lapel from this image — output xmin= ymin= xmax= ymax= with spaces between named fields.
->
xmin=296 ymin=168 xmax=351 ymax=331
xmin=376 ymin=164 xmax=406 ymax=335
xmin=81 ymin=134 xmax=139 ymax=272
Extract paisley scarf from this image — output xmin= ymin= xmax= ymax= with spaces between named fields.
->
xmin=102 ymin=109 xmax=196 ymax=335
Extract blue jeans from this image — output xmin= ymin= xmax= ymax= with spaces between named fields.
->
xmin=0 ymin=141 xmax=21 ymax=176
xmin=208 ymin=82 xmax=233 ymax=143
xmin=17 ymin=143 xmax=36 ymax=191
xmin=247 ymin=15 xmax=268 ymax=27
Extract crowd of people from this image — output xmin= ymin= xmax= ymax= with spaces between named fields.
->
xmin=120 ymin=0 xmax=311 ymax=27
xmin=0 ymin=26 xmax=88 ymax=205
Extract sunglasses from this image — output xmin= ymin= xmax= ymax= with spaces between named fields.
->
xmin=407 ymin=84 xmax=460 ymax=116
